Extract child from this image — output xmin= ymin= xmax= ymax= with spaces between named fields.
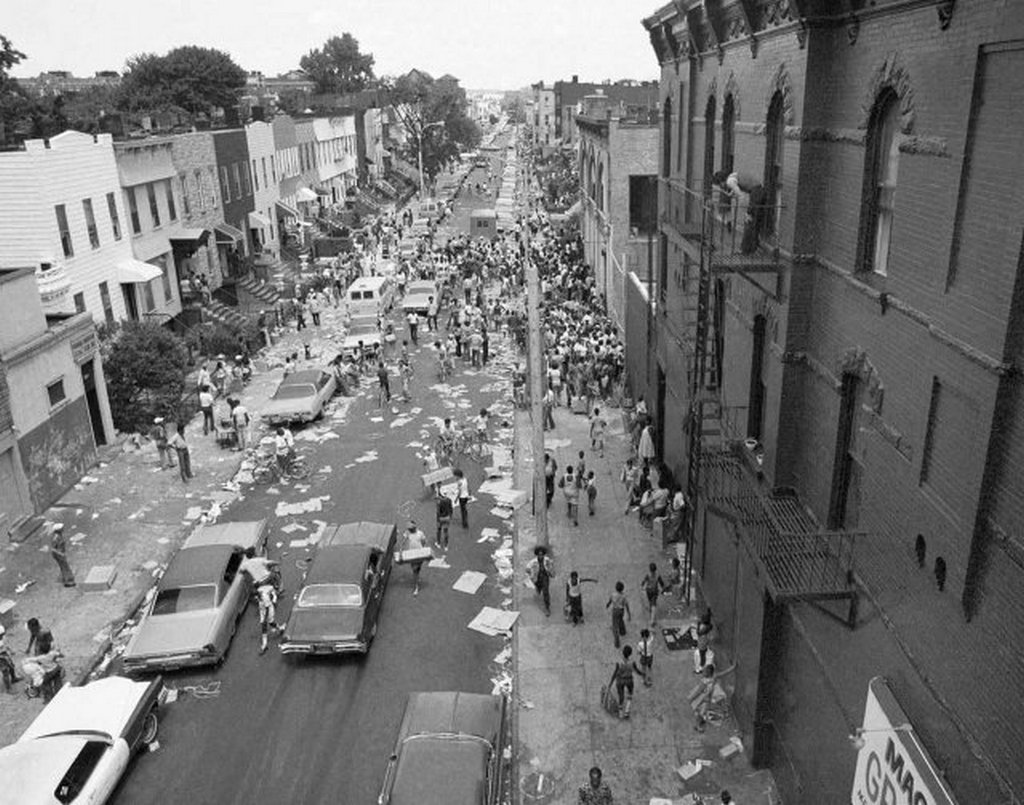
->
xmin=621 ymin=458 xmax=640 ymax=514
xmin=637 ymin=627 xmax=655 ymax=686
xmin=559 ymin=465 xmax=579 ymax=526
xmin=640 ymin=563 xmax=665 ymax=627
xmin=589 ymin=407 xmax=607 ymax=457
xmin=564 ymin=571 xmax=598 ymax=625
xmin=585 ymin=470 xmax=598 ymax=516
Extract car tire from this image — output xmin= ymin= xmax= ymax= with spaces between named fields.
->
xmin=141 ymin=709 xmax=159 ymax=746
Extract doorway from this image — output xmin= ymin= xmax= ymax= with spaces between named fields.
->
xmin=121 ymin=284 xmax=139 ymax=321
xmin=80 ymin=359 xmax=107 ymax=447
xmin=747 ymin=315 xmax=767 ymax=441
xmin=656 ymin=365 xmax=667 ymax=459
xmin=828 ymin=373 xmax=862 ymax=529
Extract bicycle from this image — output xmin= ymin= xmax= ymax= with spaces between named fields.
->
xmin=251 ymin=450 xmax=309 ymax=484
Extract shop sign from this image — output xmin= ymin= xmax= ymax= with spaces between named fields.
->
xmin=71 ymin=331 xmax=97 ymax=364
xmin=851 ymin=677 xmax=956 ymax=805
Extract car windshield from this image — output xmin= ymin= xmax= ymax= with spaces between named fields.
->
xmin=297 ymin=583 xmax=363 ymax=607
xmin=273 ymin=384 xmax=316 ymax=400
xmin=408 ymin=282 xmax=434 ymax=295
xmin=153 ymin=585 xmax=216 ymax=615
xmin=349 ymin=322 xmax=379 ymax=336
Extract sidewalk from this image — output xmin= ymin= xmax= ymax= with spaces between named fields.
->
xmin=0 ymin=299 xmax=352 ymax=745
xmin=512 ymin=403 xmax=780 ymax=805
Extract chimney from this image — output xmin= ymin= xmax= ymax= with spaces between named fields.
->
xmin=572 ymin=75 xmax=578 ymax=84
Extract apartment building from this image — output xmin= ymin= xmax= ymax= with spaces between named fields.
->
xmin=639 ymin=0 xmax=1024 ymax=801
xmin=244 ymin=120 xmax=280 ymax=257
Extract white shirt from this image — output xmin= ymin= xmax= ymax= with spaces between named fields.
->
xmin=457 ymin=477 xmax=470 ymax=499
xmin=239 ymin=556 xmax=274 ymax=585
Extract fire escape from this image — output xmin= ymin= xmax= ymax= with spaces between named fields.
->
xmin=662 ymin=178 xmax=861 ymax=627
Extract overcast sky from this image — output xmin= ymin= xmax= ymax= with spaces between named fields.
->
xmin=5 ymin=0 xmax=659 ymax=90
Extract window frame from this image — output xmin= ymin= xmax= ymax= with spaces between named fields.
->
xmin=703 ymin=95 xmax=716 ymax=201
xmin=47 ymin=377 xmax=67 ymax=410
xmin=127 ymin=189 xmax=141 ymax=235
xmin=82 ymin=198 xmax=100 ymax=249
xmin=99 ymin=281 xmax=115 ymax=326
xmin=55 ymin=204 xmax=74 ymax=258
xmin=856 ymin=88 xmax=901 ymax=277
xmin=106 ymin=192 xmax=122 ymax=240
xmin=164 ymin=179 xmax=177 ymax=221
xmin=146 ymin=182 xmax=161 ymax=228
xmin=762 ymin=91 xmax=786 ymax=238
xmin=73 ymin=292 xmax=86 ymax=313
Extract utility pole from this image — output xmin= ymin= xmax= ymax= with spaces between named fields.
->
xmin=523 ymin=150 xmax=548 ymax=548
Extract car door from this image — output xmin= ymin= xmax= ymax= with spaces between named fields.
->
xmin=223 ymin=550 xmax=247 ymax=619
xmin=81 ymin=740 xmax=130 ymax=805
xmin=366 ymin=550 xmax=385 ymax=631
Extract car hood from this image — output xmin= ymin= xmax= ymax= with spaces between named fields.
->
xmin=0 ymin=736 xmax=114 ymax=804
xmin=21 ymin=676 xmax=154 ymax=742
xmin=285 ymin=607 xmax=365 ymax=643
xmin=125 ymin=610 xmax=220 ymax=659
xmin=262 ymin=396 xmax=315 ymax=417
xmin=403 ymin=294 xmax=433 ymax=310
xmin=343 ymin=332 xmax=382 ymax=348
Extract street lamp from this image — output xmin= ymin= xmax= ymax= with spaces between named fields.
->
xmin=417 ymin=120 xmax=445 ymax=200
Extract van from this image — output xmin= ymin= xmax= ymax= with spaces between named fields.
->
xmin=417 ymin=199 xmax=442 ymax=221
xmin=347 ymin=276 xmax=394 ymax=319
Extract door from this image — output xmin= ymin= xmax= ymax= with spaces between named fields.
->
xmin=80 ymin=359 xmax=107 ymax=446
xmin=747 ymin=315 xmax=766 ymax=441
xmin=121 ymin=284 xmax=139 ymax=321
xmin=656 ymin=366 xmax=667 ymax=459
xmin=0 ymin=448 xmax=31 ymax=533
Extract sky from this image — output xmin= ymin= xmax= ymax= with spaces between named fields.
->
xmin=5 ymin=0 xmax=660 ymax=90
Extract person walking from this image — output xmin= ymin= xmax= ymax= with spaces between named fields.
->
xmin=199 ymin=385 xmax=215 ymax=436
xmin=377 ymin=362 xmax=392 ymax=407
xmin=526 ymin=545 xmax=554 ymax=617
xmin=564 ymin=570 xmax=596 ymax=626
xmin=641 ymin=563 xmax=666 ymax=627
xmin=585 ymin=470 xmax=598 ymax=517
xmin=578 ymin=766 xmax=613 ymax=805
xmin=150 ymin=417 xmax=175 ymax=469
xmin=454 ymin=468 xmax=471 ymax=528
xmin=559 ymin=465 xmax=580 ymax=526
xmin=308 ymin=293 xmax=322 ymax=327
xmin=637 ymin=627 xmax=655 ymax=686
xmin=231 ymin=400 xmax=251 ymax=451
xmin=168 ymin=427 xmax=193 ymax=483
xmin=606 ymin=581 xmax=631 ymax=648
xmin=542 ymin=387 xmax=556 ymax=431
xmin=544 ymin=453 xmax=558 ymax=508
xmin=426 ymin=296 xmax=439 ymax=332
xmin=435 ymin=491 xmax=453 ymax=550
xmin=612 ymin=645 xmax=641 ymax=719
xmin=402 ymin=521 xmax=428 ymax=596
xmin=49 ymin=523 xmax=76 ymax=587
xmin=638 ymin=421 xmax=656 ymax=469
xmin=589 ymin=407 xmax=607 ymax=458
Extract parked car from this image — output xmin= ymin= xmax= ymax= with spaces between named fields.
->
xmin=378 ymin=691 xmax=508 ymax=805
xmin=122 ymin=521 xmax=268 ymax=674
xmin=0 ymin=675 xmax=163 ymax=804
xmin=280 ymin=522 xmax=397 ymax=655
xmin=262 ymin=368 xmax=338 ymax=426
xmin=402 ymin=280 xmax=437 ymax=316
xmin=341 ymin=316 xmax=383 ymax=360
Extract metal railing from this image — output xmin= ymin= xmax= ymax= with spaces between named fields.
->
xmin=660 ymin=177 xmax=784 ymax=268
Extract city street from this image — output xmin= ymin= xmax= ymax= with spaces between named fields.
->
xmin=111 ymin=175 xmax=515 ymax=804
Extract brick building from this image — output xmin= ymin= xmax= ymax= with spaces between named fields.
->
xmin=212 ymin=129 xmax=253 ymax=273
xmin=554 ymin=77 xmax=660 ymax=146
xmin=169 ymin=132 xmax=226 ymax=292
xmin=637 ymin=0 xmax=1024 ymax=801
xmin=576 ymin=92 xmax=659 ymax=330
xmin=530 ymin=83 xmax=557 ymax=150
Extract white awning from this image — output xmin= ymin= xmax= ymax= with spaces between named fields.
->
xmin=214 ymin=223 xmax=246 ymax=244
xmin=296 ymin=187 xmax=318 ymax=203
xmin=276 ymin=200 xmax=301 ymax=219
xmin=248 ymin=211 xmax=271 ymax=229
xmin=169 ymin=228 xmax=209 ymax=244
xmin=117 ymin=259 xmax=162 ymax=284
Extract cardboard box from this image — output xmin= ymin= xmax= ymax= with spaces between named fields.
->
xmin=394 ymin=547 xmax=433 ymax=565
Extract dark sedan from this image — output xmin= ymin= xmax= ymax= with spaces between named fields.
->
xmin=378 ymin=691 xmax=508 ymax=805
xmin=280 ymin=522 xmax=397 ymax=655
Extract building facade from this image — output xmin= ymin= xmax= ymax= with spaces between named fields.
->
xmin=554 ymin=77 xmax=660 ymax=146
xmin=212 ymin=129 xmax=253 ymax=273
xmin=169 ymin=132 xmax=226 ymax=292
xmin=244 ymin=120 xmax=280 ymax=258
xmin=530 ymin=83 xmax=557 ymax=149
xmin=0 ymin=267 xmax=112 ymax=514
xmin=639 ymin=1 xmax=1024 ymax=802
xmin=577 ymin=93 xmax=659 ymax=330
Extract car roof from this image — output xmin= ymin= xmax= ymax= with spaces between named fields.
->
xmin=305 ymin=544 xmax=370 ymax=585
xmin=350 ymin=276 xmax=388 ymax=289
xmin=184 ymin=520 xmax=266 ymax=550
xmin=282 ymin=369 xmax=324 ymax=385
xmin=390 ymin=739 xmax=489 ymax=805
xmin=399 ymin=691 xmax=503 ymax=744
xmin=0 ymin=736 xmax=110 ymax=804
xmin=320 ymin=521 xmax=396 ymax=552
xmin=159 ymin=544 xmax=236 ymax=589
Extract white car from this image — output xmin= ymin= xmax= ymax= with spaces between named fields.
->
xmin=402 ymin=280 xmax=438 ymax=316
xmin=0 ymin=675 xmax=162 ymax=804
xmin=341 ymin=316 xmax=383 ymax=359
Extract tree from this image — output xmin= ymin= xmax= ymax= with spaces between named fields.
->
xmin=501 ymin=93 xmax=527 ymax=124
xmin=102 ymin=321 xmax=189 ymax=434
xmin=384 ymin=70 xmax=481 ymax=189
xmin=117 ymin=46 xmax=246 ymax=115
xmin=0 ymin=34 xmax=30 ymax=144
xmin=300 ymin=34 xmax=375 ymax=95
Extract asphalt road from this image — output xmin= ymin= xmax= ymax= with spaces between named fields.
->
xmin=111 ymin=160 xmax=516 ymax=805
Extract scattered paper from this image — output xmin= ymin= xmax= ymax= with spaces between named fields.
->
xmin=453 ymin=570 xmax=488 ymax=595
xmin=428 ymin=556 xmax=451 ymax=569
xmin=468 ymin=606 xmax=520 ymax=636
xmin=493 ymin=647 xmax=512 ymax=665
xmin=281 ymin=523 xmax=308 ymax=534
xmin=275 ymin=495 xmax=330 ymax=517
xmin=490 ymin=507 xmax=513 ymax=519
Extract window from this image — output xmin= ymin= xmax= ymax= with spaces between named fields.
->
xmin=193 ymin=170 xmax=204 ymax=210
xmin=747 ymin=314 xmax=767 ymax=442
xmin=220 ymin=166 xmax=231 ymax=202
xmin=251 ymin=159 xmax=259 ymax=192
xmin=106 ymin=192 xmax=122 ymax=240
xmin=156 ymin=256 xmax=173 ymax=302
xmin=146 ymin=182 xmax=161 ymax=227
xmin=243 ymin=162 xmax=252 ymax=196
xmin=141 ymin=279 xmax=156 ymax=313
xmin=763 ymin=91 xmax=785 ymax=237
xmin=261 ymin=156 xmax=268 ymax=188
xmin=596 ymin=163 xmax=605 ymax=213
xmin=55 ymin=204 xmax=74 ymax=257
xmin=164 ymin=180 xmax=177 ymax=221
xmin=82 ymin=198 xmax=99 ymax=248
xmin=47 ymin=378 xmax=67 ymax=408
xmin=721 ymin=95 xmax=736 ymax=176
xmin=127 ymin=189 xmax=141 ymax=234
xmin=99 ymin=281 xmax=114 ymax=326
xmin=857 ymin=88 xmax=901 ymax=276
xmin=629 ymin=175 xmax=658 ymax=234
xmin=231 ymin=163 xmax=242 ymax=199
xmin=676 ymin=85 xmax=686 ymax=173
xmin=271 ymin=155 xmax=277 ymax=182
xmin=703 ymin=95 xmax=716 ymax=200
xmin=661 ymin=97 xmax=672 ymax=179
xmin=179 ymin=174 xmax=190 ymax=216
xmin=73 ymin=292 xmax=86 ymax=313
xmin=268 ymin=207 xmax=274 ymax=241
xmin=210 ymin=167 xmax=220 ymax=206
xmin=827 ymin=373 xmax=861 ymax=530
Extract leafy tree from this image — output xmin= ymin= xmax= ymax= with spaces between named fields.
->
xmin=117 ymin=46 xmax=246 ymax=115
xmin=501 ymin=93 xmax=527 ymax=124
xmin=300 ymin=34 xmax=375 ymax=95
xmin=102 ymin=321 xmax=189 ymax=434
xmin=0 ymin=34 xmax=30 ymax=144
xmin=384 ymin=70 xmax=481 ymax=190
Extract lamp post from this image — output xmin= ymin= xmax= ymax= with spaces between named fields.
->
xmin=417 ymin=120 xmax=445 ymax=200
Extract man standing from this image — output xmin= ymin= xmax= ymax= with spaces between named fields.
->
xmin=578 ymin=766 xmax=613 ymax=805
xmin=150 ymin=417 xmax=175 ymax=469
xmin=377 ymin=362 xmax=391 ymax=407
xmin=426 ymin=295 xmax=439 ymax=332
xmin=435 ymin=491 xmax=453 ymax=550
xmin=454 ymin=468 xmax=470 ymax=529
xmin=526 ymin=545 xmax=554 ymax=617
xmin=199 ymin=385 xmax=215 ymax=436
xmin=406 ymin=309 xmax=420 ymax=344
xmin=402 ymin=521 xmax=428 ymax=596
xmin=168 ymin=428 xmax=193 ymax=483
xmin=49 ymin=523 xmax=76 ymax=587
xmin=712 ymin=169 xmax=768 ymax=254
xmin=230 ymin=399 xmax=251 ymax=451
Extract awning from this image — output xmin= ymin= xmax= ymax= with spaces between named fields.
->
xmin=169 ymin=228 xmax=209 ymax=246
xmin=364 ymin=155 xmax=375 ymax=164
xmin=380 ymin=149 xmax=391 ymax=158
xmin=247 ymin=211 xmax=271 ymax=229
xmin=117 ymin=259 xmax=163 ymax=284
xmin=214 ymin=222 xmax=246 ymax=244
xmin=295 ymin=187 xmax=318 ymax=203
xmin=314 ymin=186 xmax=331 ymax=197
xmin=276 ymin=200 xmax=301 ymax=219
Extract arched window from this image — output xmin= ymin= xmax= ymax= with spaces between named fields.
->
xmin=703 ymin=95 xmax=716 ymax=200
xmin=597 ymin=162 xmax=605 ymax=213
xmin=661 ymin=97 xmax=672 ymax=179
xmin=588 ymin=155 xmax=596 ymax=200
xmin=721 ymin=94 xmax=736 ymax=175
xmin=677 ymin=85 xmax=686 ymax=174
xmin=857 ymin=88 xmax=901 ymax=276
xmin=763 ymin=91 xmax=785 ymax=237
